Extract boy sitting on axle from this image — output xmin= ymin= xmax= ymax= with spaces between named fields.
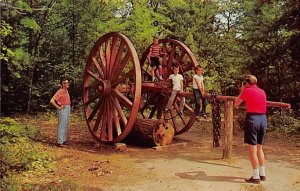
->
xmin=164 ymin=64 xmax=185 ymax=116
xmin=147 ymin=37 xmax=165 ymax=81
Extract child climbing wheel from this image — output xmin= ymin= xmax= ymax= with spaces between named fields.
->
xmin=147 ymin=37 xmax=166 ymax=81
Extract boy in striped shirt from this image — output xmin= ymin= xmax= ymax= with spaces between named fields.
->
xmin=147 ymin=37 xmax=164 ymax=81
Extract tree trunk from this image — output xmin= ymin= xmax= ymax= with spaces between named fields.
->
xmin=124 ymin=119 xmax=175 ymax=147
xmin=26 ymin=64 xmax=37 ymax=113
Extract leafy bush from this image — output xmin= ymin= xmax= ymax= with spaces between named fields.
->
xmin=234 ymin=110 xmax=300 ymax=137
xmin=268 ymin=112 xmax=300 ymax=135
xmin=0 ymin=117 xmax=54 ymax=190
xmin=235 ymin=108 xmax=247 ymax=130
xmin=0 ymin=117 xmax=43 ymax=141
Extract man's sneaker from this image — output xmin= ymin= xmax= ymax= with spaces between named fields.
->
xmin=163 ymin=108 xmax=169 ymax=113
xmin=245 ymin=177 xmax=261 ymax=184
xmin=260 ymin=176 xmax=266 ymax=181
xmin=202 ymin=114 xmax=207 ymax=119
xmin=159 ymin=76 xmax=163 ymax=80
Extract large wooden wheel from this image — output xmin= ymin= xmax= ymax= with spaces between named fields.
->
xmin=83 ymin=32 xmax=141 ymax=144
xmin=139 ymin=39 xmax=199 ymax=135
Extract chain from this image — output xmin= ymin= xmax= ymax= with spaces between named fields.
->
xmin=211 ymin=91 xmax=221 ymax=147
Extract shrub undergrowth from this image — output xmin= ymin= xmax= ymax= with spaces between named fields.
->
xmin=0 ymin=117 xmax=54 ymax=190
xmin=268 ymin=112 xmax=300 ymax=135
xmin=235 ymin=110 xmax=300 ymax=136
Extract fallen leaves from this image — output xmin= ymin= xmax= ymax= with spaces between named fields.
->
xmin=88 ymin=160 xmax=113 ymax=177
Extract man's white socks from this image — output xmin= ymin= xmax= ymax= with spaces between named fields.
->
xmin=253 ymin=168 xmax=260 ymax=179
xmin=259 ymin=166 xmax=265 ymax=176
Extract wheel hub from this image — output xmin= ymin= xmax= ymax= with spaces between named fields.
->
xmin=99 ymin=80 xmax=111 ymax=96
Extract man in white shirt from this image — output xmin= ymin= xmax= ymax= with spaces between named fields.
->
xmin=164 ymin=64 xmax=185 ymax=115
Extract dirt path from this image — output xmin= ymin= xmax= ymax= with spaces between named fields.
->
xmin=23 ymin=115 xmax=300 ymax=191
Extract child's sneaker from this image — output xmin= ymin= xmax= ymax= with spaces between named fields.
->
xmin=178 ymin=111 xmax=183 ymax=116
xmin=163 ymin=108 xmax=169 ymax=113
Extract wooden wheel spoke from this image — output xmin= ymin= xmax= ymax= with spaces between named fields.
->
xmin=98 ymin=45 xmax=107 ymax=79
xmin=140 ymin=93 xmax=159 ymax=111
xmin=157 ymin=98 xmax=166 ymax=119
xmin=111 ymin=52 xmax=131 ymax=82
xmin=88 ymin=99 xmax=103 ymax=122
xmin=161 ymin=42 xmax=168 ymax=66
xmin=156 ymin=107 xmax=163 ymax=119
xmin=87 ymin=70 xmax=102 ymax=82
xmin=182 ymin=62 xmax=194 ymax=73
xmin=107 ymin=99 xmax=113 ymax=141
xmin=139 ymin=94 xmax=148 ymax=118
xmin=174 ymin=103 xmax=188 ymax=126
xmin=108 ymin=36 xmax=119 ymax=77
xmin=100 ymin=102 xmax=108 ymax=140
xmin=112 ymin=89 xmax=133 ymax=109
xmin=149 ymin=104 xmax=158 ymax=119
xmin=163 ymin=111 xmax=169 ymax=123
xmin=161 ymin=42 xmax=167 ymax=53
xmin=141 ymin=67 xmax=152 ymax=79
xmin=184 ymin=102 xmax=194 ymax=115
xmin=110 ymin=40 xmax=126 ymax=79
xmin=84 ymin=82 xmax=98 ymax=89
xmin=112 ymin=69 xmax=134 ymax=87
xmin=92 ymin=57 xmax=105 ymax=79
xmin=84 ymin=92 xmax=100 ymax=106
xmin=149 ymin=93 xmax=162 ymax=119
xmin=140 ymin=103 xmax=150 ymax=117
xmin=140 ymin=101 xmax=150 ymax=112
xmin=93 ymin=103 xmax=105 ymax=132
xmin=170 ymin=109 xmax=179 ymax=132
xmin=167 ymin=44 xmax=177 ymax=68
xmin=111 ymin=97 xmax=128 ymax=126
xmin=112 ymin=99 xmax=122 ymax=136
xmin=105 ymin=39 xmax=111 ymax=69
xmin=176 ymin=97 xmax=194 ymax=115
xmin=177 ymin=51 xmax=186 ymax=63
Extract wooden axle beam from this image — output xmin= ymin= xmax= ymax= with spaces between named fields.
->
xmin=177 ymin=92 xmax=291 ymax=109
xmin=140 ymin=82 xmax=291 ymax=108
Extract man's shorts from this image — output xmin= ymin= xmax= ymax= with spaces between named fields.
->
xmin=244 ymin=113 xmax=267 ymax=145
xmin=150 ymin=57 xmax=161 ymax=68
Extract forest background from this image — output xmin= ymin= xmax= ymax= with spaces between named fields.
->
xmin=1 ymin=1 xmax=300 ymax=189
xmin=1 ymin=0 xmax=299 ymax=119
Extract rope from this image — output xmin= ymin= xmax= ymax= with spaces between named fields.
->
xmin=211 ymin=91 xmax=221 ymax=147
